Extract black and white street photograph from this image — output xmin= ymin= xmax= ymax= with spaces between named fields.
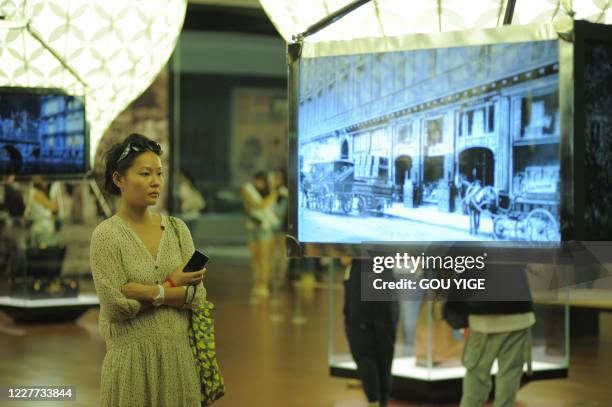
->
xmin=298 ymin=40 xmax=562 ymax=243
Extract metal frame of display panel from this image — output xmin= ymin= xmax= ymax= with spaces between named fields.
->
xmin=286 ymin=22 xmax=575 ymax=258
xmin=572 ymin=20 xmax=612 ymax=240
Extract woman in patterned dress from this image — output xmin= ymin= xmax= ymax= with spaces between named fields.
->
xmin=90 ymin=133 xmax=206 ymax=406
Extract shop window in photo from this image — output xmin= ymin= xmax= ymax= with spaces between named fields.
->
xmin=519 ymin=91 xmax=559 ymax=139
xmin=395 ymin=122 xmax=416 ymax=145
xmin=459 ymin=103 xmax=496 ymax=138
xmin=426 ymin=118 xmax=443 ymax=146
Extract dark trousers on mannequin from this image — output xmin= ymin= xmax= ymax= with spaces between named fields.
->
xmin=345 ymin=318 xmax=397 ymax=405
xmin=344 ymin=260 xmax=398 ymax=406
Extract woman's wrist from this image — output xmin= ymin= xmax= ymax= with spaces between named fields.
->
xmin=147 ymin=285 xmax=160 ymax=302
xmin=164 ymin=277 xmax=176 ymax=287
xmin=126 ymin=281 xmax=193 ymax=306
xmin=122 ymin=282 xmax=155 ymax=302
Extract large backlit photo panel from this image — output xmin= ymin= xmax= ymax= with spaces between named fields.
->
xmin=297 ymin=40 xmax=560 ymax=243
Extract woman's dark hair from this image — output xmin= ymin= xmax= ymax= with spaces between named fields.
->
xmin=103 ymin=133 xmax=162 ymax=196
xmin=253 ymin=171 xmax=267 ymax=182
xmin=32 ymin=175 xmax=49 ymax=194
xmin=253 ymin=171 xmax=269 ymax=197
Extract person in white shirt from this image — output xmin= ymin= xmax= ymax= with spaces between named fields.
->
xmin=241 ymin=171 xmax=278 ymax=302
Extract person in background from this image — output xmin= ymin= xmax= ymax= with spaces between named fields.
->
xmin=464 ymin=179 xmax=483 ymax=235
xmin=70 ymin=182 xmax=84 ymax=223
xmin=176 ymin=170 xmax=206 ymax=234
xmin=241 ymin=171 xmax=278 ymax=303
xmin=344 ymin=258 xmax=399 ymax=407
xmin=459 ymin=262 xmax=535 ymax=407
xmin=49 ymin=181 xmax=67 ymax=232
xmin=26 ymin=176 xmax=59 ymax=247
xmin=0 ymin=170 xmax=25 ymax=229
xmin=0 ymin=170 xmax=27 ymax=278
xmin=91 ymin=133 xmax=206 ymax=406
xmin=271 ymin=169 xmax=289 ymax=286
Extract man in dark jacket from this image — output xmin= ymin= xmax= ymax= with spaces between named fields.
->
xmin=459 ymin=262 xmax=534 ymax=407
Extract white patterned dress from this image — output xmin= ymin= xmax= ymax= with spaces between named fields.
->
xmin=90 ymin=214 xmax=206 ymax=406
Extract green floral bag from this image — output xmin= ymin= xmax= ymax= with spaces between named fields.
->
xmin=169 ymin=217 xmax=225 ymax=406
xmin=188 ymin=302 xmax=225 ymax=406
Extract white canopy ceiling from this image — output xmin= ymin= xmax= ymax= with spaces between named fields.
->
xmin=259 ymin=0 xmax=612 ymax=42
xmin=0 ymin=0 xmax=187 ymax=162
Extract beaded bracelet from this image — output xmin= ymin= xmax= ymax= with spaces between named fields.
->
xmin=184 ymin=285 xmax=196 ymax=305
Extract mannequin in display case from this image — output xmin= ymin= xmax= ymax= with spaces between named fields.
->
xmin=344 ymin=258 xmax=399 ymax=407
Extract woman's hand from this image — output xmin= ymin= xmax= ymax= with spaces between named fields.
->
xmin=168 ymin=262 xmax=205 ymax=287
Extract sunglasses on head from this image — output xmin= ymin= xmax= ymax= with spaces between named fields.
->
xmin=116 ymin=140 xmax=161 ymax=164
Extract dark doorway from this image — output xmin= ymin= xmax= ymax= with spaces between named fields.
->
xmin=394 ymin=155 xmax=413 ymax=184
xmin=340 ymin=139 xmax=349 ymax=159
xmin=424 ymin=156 xmax=444 ymax=183
xmin=394 ymin=155 xmax=413 ymax=202
xmin=459 ymin=147 xmax=494 ymax=186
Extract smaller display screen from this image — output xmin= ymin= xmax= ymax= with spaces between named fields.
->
xmin=0 ymin=88 xmax=87 ymax=175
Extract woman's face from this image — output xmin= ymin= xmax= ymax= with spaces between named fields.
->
xmin=254 ymin=177 xmax=266 ymax=192
xmin=114 ymin=151 xmax=163 ymax=207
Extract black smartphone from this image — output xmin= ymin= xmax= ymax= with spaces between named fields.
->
xmin=183 ymin=250 xmax=209 ymax=273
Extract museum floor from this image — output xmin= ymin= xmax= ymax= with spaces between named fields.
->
xmin=0 ymin=257 xmax=610 ymax=406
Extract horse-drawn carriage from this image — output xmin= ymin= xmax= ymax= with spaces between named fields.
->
xmin=301 ymin=158 xmax=394 ymax=215
xmin=462 ymin=183 xmax=560 ymax=241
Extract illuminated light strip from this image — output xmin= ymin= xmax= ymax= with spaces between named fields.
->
xmin=261 ymin=0 xmax=612 ymax=42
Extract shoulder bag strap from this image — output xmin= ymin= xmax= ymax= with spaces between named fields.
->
xmin=168 ymin=216 xmax=200 ymax=306
xmin=168 ymin=216 xmax=182 ymax=250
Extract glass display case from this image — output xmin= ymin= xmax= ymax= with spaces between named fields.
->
xmin=0 ymin=181 xmax=99 ymax=323
xmin=326 ymin=263 xmax=569 ymax=402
